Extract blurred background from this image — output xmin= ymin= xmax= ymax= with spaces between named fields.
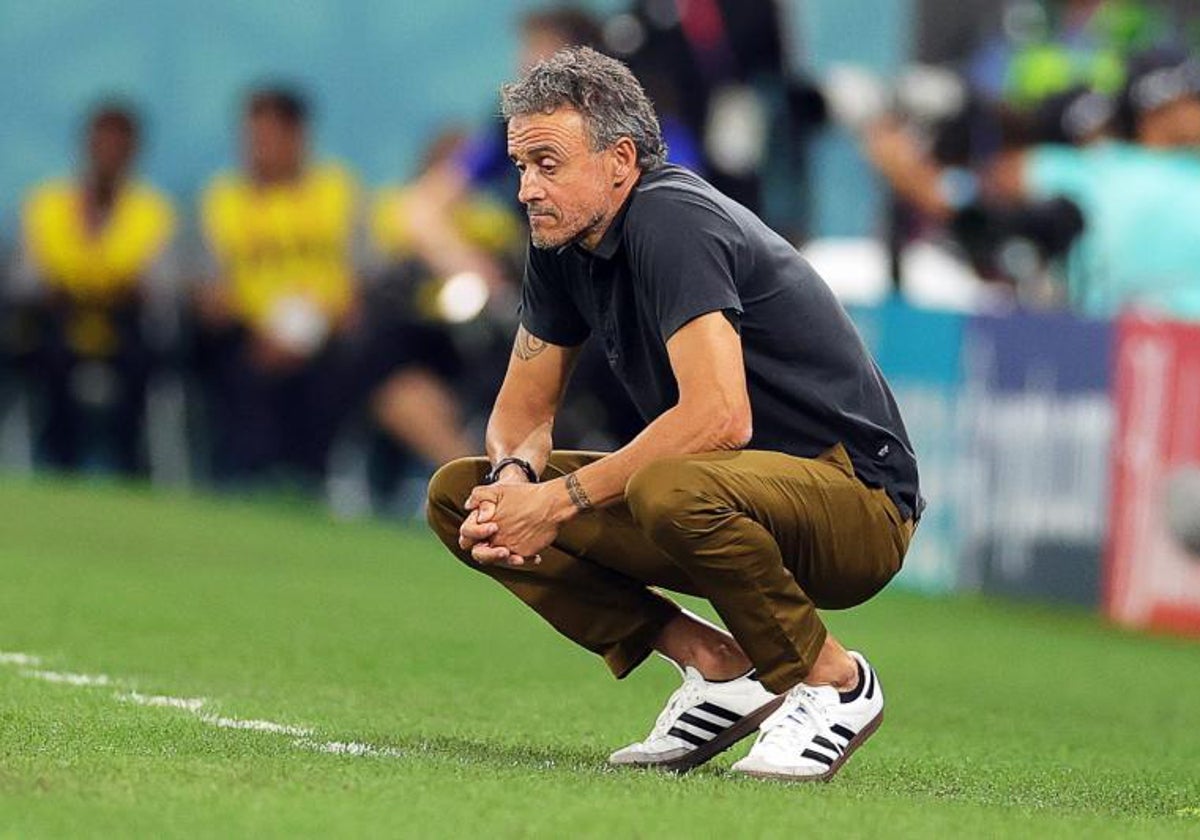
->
xmin=2 ymin=0 xmax=1200 ymax=638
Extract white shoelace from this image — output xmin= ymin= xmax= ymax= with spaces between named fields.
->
xmin=645 ymin=670 xmax=708 ymax=742
xmin=755 ymin=684 xmax=834 ymax=752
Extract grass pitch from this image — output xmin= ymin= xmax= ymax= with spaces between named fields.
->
xmin=0 ymin=478 xmax=1198 ymax=838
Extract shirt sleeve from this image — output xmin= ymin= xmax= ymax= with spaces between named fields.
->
xmin=624 ymin=191 xmax=744 ymax=343
xmin=518 ymin=245 xmax=590 ymax=347
xmin=1024 ymin=145 xmax=1091 ymax=204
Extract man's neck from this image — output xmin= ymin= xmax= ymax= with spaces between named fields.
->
xmin=80 ymin=174 xmax=122 ymax=233
xmin=252 ymin=164 xmax=303 ymax=186
xmin=84 ymin=172 xmax=123 ymax=215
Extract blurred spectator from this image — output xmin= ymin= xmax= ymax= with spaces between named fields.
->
xmin=16 ymin=102 xmax=176 ymax=474
xmin=196 ymin=87 xmax=360 ymax=486
xmin=866 ymin=46 xmax=1200 ymax=319
xmin=372 ymin=130 xmax=522 ymax=277
xmin=364 ymin=128 xmax=514 ymax=467
xmin=611 ymin=0 xmax=806 ymax=216
xmin=989 ymin=46 xmax=1200 ymax=318
xmin=405 ymin=6 xmax=607 ymax=290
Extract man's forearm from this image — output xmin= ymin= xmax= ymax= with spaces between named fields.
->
xmin=484 ymin=410 xmax=554 ymax=480
xmin=543 ymin=400 xmax=749 ymax=521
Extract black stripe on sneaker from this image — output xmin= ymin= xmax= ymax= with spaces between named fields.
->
xmin=838 ymin=660 xmax=868 ymax=704
xmin=801 ymin=748 xmax=835 ymax=767
xmin=831 ymin=723 xmax=857 ymax=742
xmin=812 ymin=734 xmax=842 ymax=755
xmin=667 ymin=726 xmax=708 ymax=747
xmin=695 ymin=702 xmax=741 ymax=723
xmin=677 ymin=712 xmax=726 ymax=735
xmin=865 ymin=667 xmax=876 ymax=700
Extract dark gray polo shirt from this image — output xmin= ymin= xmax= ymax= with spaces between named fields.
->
xmin=520 ymin=164 xmax=922 ymax=521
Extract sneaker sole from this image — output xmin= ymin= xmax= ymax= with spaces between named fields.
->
xmin=656 ymin=694 xmax=787 ymax=775
xmin=739 ymin=709 xmax=884 ymax=783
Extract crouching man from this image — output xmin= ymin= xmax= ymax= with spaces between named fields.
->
xmin=428 ymin=47 xmax=922 ymax=781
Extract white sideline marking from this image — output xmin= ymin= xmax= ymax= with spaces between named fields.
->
xmin=0 ymin=652 xmax=42 ymax=666
xmin=121 ymin=691 xmax=207 ymax=713
xmin=201 ymin=714 xmax=313 ymax=738
xmin=2 ymin=649 xmax=401 ymax=761
xmin=22 ymin=669 xmax=112 ymax=687
xmin=296 ymin=738 xmax=405 ymax=758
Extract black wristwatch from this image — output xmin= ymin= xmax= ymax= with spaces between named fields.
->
xmin=484 ymin=457 xmax=539 ymax=485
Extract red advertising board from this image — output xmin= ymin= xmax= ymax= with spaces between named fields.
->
xmin=1106 ymin=316 xmax=1200 ymax=635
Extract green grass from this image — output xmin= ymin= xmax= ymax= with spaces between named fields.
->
xmin=0 ymin=477 xmax=1198 ymax=838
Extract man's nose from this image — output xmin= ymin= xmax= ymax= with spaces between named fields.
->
xmin=517 ymin=170 xmax=545 ymax=204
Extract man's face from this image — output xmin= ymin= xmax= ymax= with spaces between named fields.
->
xmin=245 ymin=112 xmax=305 ymax=180
xmin=87 ymin=123 xmax=135 ymax=183
xmin=508 ymin=108 xmax=613 ymax=250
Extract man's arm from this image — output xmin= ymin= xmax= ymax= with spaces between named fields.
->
xmin=485 ymin=323 xmax=581 ymax=483
xmin=405 ymin=160 xmax=507 ymax=292
xmin=862 ymin=117 xmax=1037 ymax=213
xmin=550 ymin=310 xmax=750 ymax=515
xmin=469 ymin=310 xmax=750 ymax=560
xmin=457 ymin=324 xmax=579 ymax=565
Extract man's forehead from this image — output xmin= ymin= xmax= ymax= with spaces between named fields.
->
xmin=507 ymin=108 xmax=587 ymax=156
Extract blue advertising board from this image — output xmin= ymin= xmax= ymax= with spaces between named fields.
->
xmin=958 ymin=312 xmax=1114 ymax=606
xmin=850 ymin=299 xmax=966 ymax=594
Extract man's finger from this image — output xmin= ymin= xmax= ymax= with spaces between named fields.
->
xmin=472 ymin=543 xmax=510 ymax=564
xmin=475 ymin=500 xmax=497 ymax=523
xmin=459 ymin=518 xmax=498 ymax=542
xmin=465 ymin=485 xmax=498 ymax=511
xmin=458 ymin=512 xmax=498 ymax=550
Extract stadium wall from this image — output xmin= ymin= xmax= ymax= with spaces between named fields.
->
xmin=0 ymin=0 xmax=626 ymax=240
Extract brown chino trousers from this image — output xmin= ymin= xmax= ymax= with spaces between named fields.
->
xmin=426 ymin=445 xmax=913 ymax=694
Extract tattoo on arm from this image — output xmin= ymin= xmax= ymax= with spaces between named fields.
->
xmin=565 ymin=473 xmax=594 ymax=512
xmin=514 ymin=326 xmax=548 ymax=361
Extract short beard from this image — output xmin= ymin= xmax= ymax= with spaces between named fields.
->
xmin=529 ymin=228 xmax=561 ymax=250
xmin=530 ymin=209 xmax=607 ymax=251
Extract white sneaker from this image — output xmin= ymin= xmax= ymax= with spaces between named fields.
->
xmin=732 ymin=651 xmax=884 ymax=782
xmin=608 ymin=664 xmax=782 ymax=773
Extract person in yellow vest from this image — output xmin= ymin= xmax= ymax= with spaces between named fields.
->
xmin=19 ymin=103 xmax=176 ymax=474
xmin=363 ymin=129 xmax=519 ymax=472
xmin=197 ymin=87 xmax=360 ymax=484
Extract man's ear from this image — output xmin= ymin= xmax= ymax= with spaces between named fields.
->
xmin=611 ymin=137 xmax=639 ymax=185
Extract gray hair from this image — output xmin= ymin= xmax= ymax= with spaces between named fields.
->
xmin=500 ymin=46 xmax=667 ymax=170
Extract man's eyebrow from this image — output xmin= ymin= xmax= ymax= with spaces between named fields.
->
xmin=508 ymin=144 xmax=562 ymax=161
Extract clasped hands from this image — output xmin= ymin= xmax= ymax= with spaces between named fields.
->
xmin=457 ymin=477 xmax=566 ymax=567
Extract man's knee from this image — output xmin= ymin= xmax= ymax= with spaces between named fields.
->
xmin=426 ymin=456 xmax=487 ymax=544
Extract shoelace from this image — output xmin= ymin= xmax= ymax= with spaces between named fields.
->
xmin=755 ymin=685 xmax=834 ymax=752
xmin=645 ymin=671 xmax=707 ymax=741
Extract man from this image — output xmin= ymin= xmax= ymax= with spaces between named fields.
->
xmin=427 ymin=48 xmax=921 ymax=781
xmin=20 ymin=103 xmax=175 ymax=474
xmin=198 ymin=87 xmax=360 ymax=484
